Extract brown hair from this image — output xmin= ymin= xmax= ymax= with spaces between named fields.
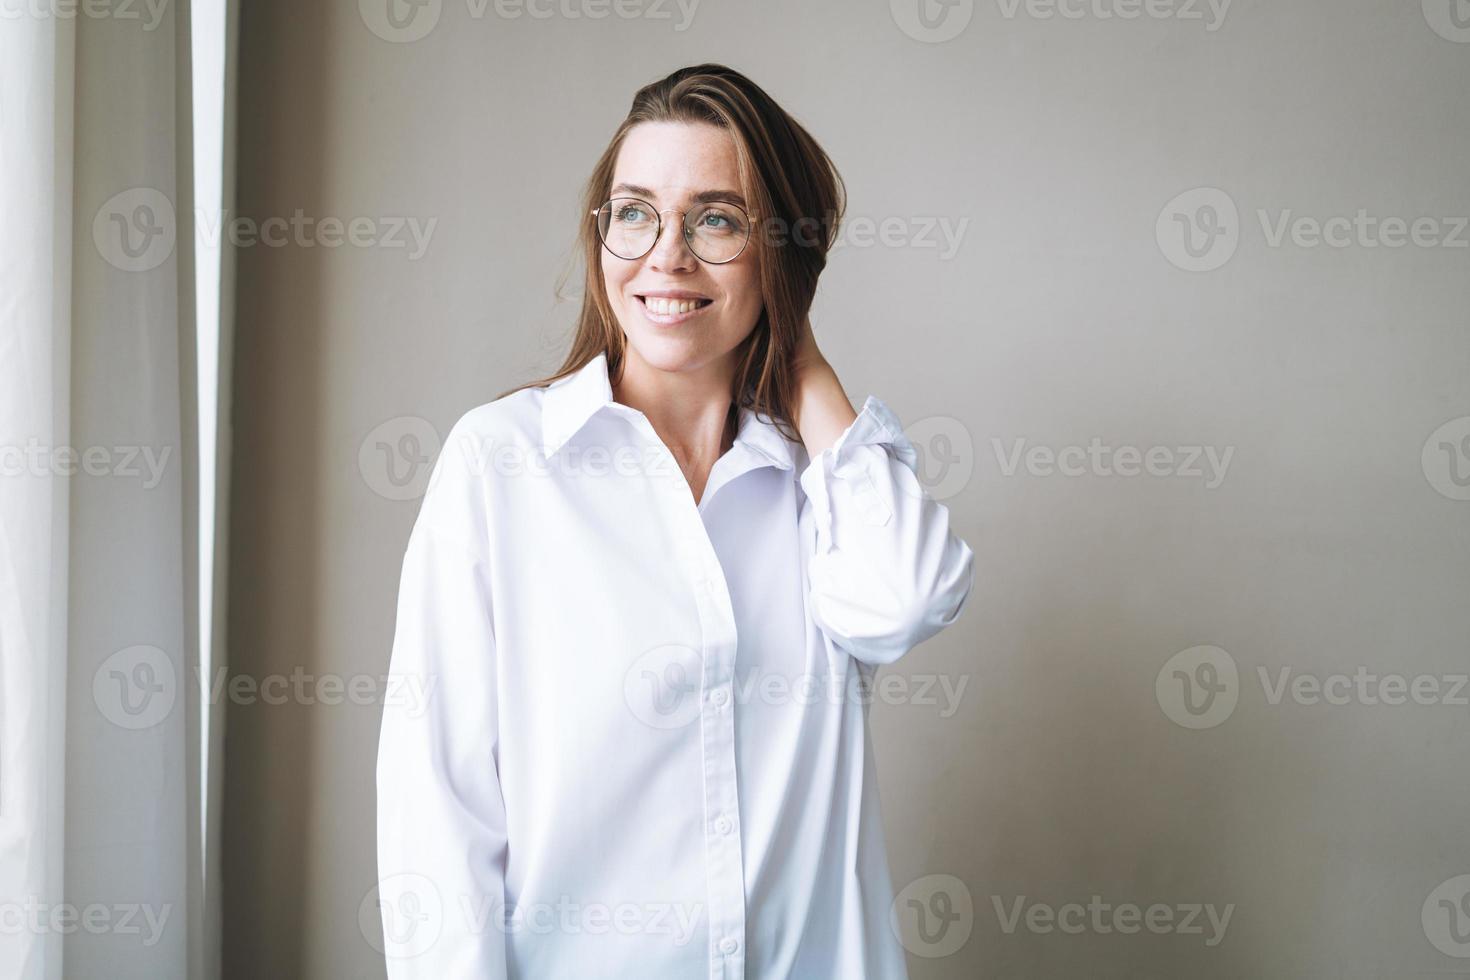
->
xmin=498 ymin=62 xmax=846 ymax=444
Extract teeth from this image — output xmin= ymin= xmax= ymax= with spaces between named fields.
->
xmin=643 ymin=296 xmax=707 ymax=315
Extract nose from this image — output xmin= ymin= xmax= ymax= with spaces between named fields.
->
xmin=646 ymin=209 xmax=698 ymax=271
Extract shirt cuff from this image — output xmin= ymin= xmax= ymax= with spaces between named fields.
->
xmin=797 ymin=395 xmax=918 ymax=546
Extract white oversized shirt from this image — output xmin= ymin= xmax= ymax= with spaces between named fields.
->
xmin=375 ymin=351 xmax=975 ymax=979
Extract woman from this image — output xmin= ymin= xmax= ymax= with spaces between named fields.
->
xmin=375 ymin=63 xmax=975 ymax=978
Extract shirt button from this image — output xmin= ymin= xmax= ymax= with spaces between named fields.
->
xmin=718 ymin=937 xmax=739 ymax=955
xmin=709 ymin=688 xmax=729 ymax=707
xmin=713 ymin=815 xmax=733 ymax=835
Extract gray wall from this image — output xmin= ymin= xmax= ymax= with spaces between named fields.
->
xmin=226 ymin=0 xmax=1470 ymax=976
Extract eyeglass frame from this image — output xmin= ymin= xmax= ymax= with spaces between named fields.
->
xmin=590 ymin=196 xmax=758 ymax=265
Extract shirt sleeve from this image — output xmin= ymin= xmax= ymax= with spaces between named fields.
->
xmin=375 ymin=421 xmax=509 ymax=976
xmin=797 ymin=394 xmax=976 ymax=666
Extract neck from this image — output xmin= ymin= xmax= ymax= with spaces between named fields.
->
xmin=613 ymin=347 xmax=739 ymax=473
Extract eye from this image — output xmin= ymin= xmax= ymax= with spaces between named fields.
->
xmin=697 ymin=208 xmax=736 ymax=232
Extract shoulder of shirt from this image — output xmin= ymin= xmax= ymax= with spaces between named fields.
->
xmin=426 ymin=382 xmax=552 ymax=489
xmin=444 ymin=383 xmax=546 ymax=443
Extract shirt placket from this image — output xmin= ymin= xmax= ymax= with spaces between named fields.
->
xmin=650 ymin=442 xmax=748 ymax=980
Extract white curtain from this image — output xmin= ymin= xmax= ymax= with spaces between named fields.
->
xmin=0 ymin=3 xmax=222 ymax=978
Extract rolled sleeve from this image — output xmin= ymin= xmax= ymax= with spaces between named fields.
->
xmin=798 ymin=395 xmax=976 ymax=665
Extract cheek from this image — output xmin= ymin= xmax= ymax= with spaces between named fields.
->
xmin=724 ymin=267 xmax=762 ymax=320
xmin=601 ymin=260 xmax=631 ymax=305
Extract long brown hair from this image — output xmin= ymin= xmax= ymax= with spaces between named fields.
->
xmin=498 ymin=63 xmax=846 ymax=444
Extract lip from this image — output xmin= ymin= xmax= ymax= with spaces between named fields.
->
xmin=634 ymin=293 xmax=715 ymax=326
xmin=636 ymin=288 xmax=711 ymax=300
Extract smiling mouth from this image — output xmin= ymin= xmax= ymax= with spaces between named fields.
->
xmin=637 ymin=295 xmax=715 ymax=316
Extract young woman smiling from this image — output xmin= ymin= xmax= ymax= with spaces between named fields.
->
xmin=376 ymin=63 xmax=975 ymax=979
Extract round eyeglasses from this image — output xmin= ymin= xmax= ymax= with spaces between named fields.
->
xmin=592 ymin=196 xmax=754 ymax=264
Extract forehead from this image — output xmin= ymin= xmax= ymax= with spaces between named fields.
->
xmin=612 ymin=121 xmax=741 ymax=201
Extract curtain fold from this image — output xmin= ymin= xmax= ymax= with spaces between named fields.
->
xmin=0 ymin=3 xmax=222 ymax=977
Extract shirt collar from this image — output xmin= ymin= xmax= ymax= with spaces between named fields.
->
xmin=540 ymin=350 xmax=796 ymax=471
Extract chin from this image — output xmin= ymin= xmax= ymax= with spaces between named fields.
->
xmin=623 ymin=331 xmax=710 ymax=373
xmin=614 ymin=301 xmax=756 ymax=375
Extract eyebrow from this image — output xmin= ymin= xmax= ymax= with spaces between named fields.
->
xmin=610 ymin=183 xmax=748 ymax=209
